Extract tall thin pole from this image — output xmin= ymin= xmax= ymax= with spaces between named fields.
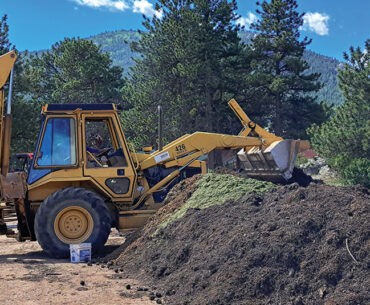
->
xmin=158 ymin=105 xmax=163 ymax=151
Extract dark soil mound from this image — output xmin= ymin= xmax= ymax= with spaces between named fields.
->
xmin=115 ymin=183 xmax=370 ymax=305
xmin=102 ymin=175 xmax=202 ymax=263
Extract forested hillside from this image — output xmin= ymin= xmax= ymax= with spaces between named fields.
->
xmin=88 ymin=30 xmax=140 ymax=71
xmin=303 ymin=50 xmax=344 ymax=104
xmin=88 ymin=29 xmax=344 ymax=106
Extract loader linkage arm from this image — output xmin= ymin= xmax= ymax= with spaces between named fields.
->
xmin=228 ymin=99 xmax=310 ymax=153
xmin=139 ymin=99 xmax=284 ymax=172
xmin=139 ymin=132 xmax=263 ymax=171
xmin=136 ymin=99 xmax=309 ymax=186
xmin=228 ymin=99 xmax=282 ymax=144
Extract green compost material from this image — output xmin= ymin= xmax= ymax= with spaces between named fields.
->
xmin=158 ymin=173 xmax=275 ymax=230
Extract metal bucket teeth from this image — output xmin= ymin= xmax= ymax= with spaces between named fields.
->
xmin=237 ymin=140 xmax=300 ymax=181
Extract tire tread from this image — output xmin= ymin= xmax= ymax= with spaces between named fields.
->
xmin=35 ymin=187 xmax=111 ymax=258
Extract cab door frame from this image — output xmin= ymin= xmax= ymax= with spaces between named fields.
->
xmin=81 ymin=112 xmax=137 ymax=201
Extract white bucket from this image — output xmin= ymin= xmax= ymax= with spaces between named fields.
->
xmin=70 ymin=243 xmax=91 ymax=263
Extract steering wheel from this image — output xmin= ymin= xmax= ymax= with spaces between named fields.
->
xmin=96 ymin=147 xmax=113 ymax=158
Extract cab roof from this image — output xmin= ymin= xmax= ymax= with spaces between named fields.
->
xmin=43 ymin=103 xmax=118 ymax=113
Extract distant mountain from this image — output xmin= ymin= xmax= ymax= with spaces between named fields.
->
xmin=88 ymin=30 xmax=140 ymax=73
xmin=89 ymin=30 xmax=344 ymax=105
xmin=302 ymin=50 xmax=344 ymax=105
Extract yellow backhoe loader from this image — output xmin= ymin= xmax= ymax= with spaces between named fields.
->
xmin=0 ymin=51 xmax=308 ymax=257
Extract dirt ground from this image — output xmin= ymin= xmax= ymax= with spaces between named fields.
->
xmin=0 ymin=230 xmax=153 ymax=305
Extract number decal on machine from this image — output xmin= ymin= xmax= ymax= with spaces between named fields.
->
xmin=175 ymin=144 xmax=186 ymax=154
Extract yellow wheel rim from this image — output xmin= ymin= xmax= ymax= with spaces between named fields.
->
xmin=54 ymin=206 xmax=94 ymax=244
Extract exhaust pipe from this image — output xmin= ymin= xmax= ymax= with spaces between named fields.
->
xmin=158 ymin=105 xmax=163 ymax=151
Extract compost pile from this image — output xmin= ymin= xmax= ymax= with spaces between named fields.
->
xmin=114 ymin=177 xmax=369 ymax=305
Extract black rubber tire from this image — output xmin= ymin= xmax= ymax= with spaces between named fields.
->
xmin=35 ymin=187 xmax=111 ymax=258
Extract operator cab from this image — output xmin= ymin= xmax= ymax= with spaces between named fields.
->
xmin=27 ymin=104 xmax=137 ymax=200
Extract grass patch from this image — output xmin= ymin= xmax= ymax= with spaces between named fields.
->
xmin=157 ymin=173 xmax=275 ymax=230
xmin=323 ymin=175 xmax=347 ymax=186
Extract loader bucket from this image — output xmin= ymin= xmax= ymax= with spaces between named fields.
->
xmin=237 ymin=140 xmax=301 ymax=181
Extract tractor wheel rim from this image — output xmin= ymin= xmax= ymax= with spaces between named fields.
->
xmin=54 ymin=206 xmax=94 ymax=244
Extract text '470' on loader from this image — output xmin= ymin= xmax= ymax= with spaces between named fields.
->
xmin=0 ymin=51 xmax=309 ymax=258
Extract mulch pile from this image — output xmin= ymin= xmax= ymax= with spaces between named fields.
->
xmin=100 ymin=175 xmax=202 ymax=263
xmin=111 ymin=178 xmax=369 ymax=305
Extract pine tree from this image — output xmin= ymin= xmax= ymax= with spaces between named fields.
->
xmin=248 ymin=0 xmax=322 ymax=138
xmin=308 ymin=40 xmax=370 ymax=187
xmin=121 ymin=0 xmax=245 ymax=148
xmin=0 ymin=14 xmax=39 ymax=153
xmin=0 ymin=15 xmax=13 ymax=54
xmin=24 ymin=38 xmax=124 ymax=104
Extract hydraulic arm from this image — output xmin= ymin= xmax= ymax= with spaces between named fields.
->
xmin=133 ymin=99 xmax=308 ymax=191
xmin=0 ymin=51 xmax=17 ymax=176
xmin=0 ymin=51 xmax=26 ymax=202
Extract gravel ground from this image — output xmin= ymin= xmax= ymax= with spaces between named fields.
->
xmin=0 ymin=230 xmax=152 ymax=305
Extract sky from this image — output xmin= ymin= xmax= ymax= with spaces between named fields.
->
xmin=1 ymin=0 xmax=369 ymax=60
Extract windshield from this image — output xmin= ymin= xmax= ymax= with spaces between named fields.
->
xmin=36 ymin=117 xmax=77 ymax=166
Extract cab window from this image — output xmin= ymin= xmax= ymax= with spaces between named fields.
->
xmin=36 ymin=117 xmax=77 ymax=166
xmin=85 ymin=118 xmax=127 ymax=168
